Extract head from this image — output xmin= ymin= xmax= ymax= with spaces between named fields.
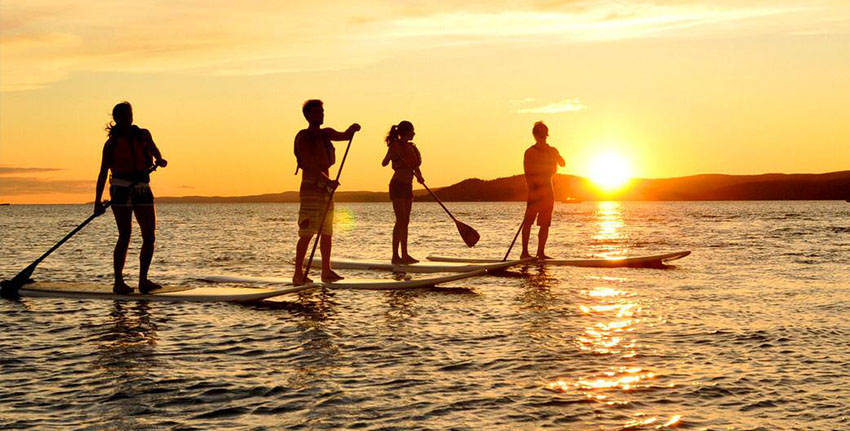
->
xmin=107 ymin=101 xmax=133 ymax=136
xmin=532 ymin=121 xmax=548 ymax=142
xmin=302 ymin=99 xmax=324 ymax=126
xmin=385 ymin=120 xmax=415 ymax=146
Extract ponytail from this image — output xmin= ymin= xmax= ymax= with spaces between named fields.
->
xmin=385 ymin=125 xmax=400 ymax=146
xmin=385 ymin=120 xmax=414 ymax=146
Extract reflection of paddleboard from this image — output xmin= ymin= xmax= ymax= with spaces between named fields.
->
xmin=427 ymin=251 xmax=691 ymax=268
xmin=18 ymin=281 xmax=316 ymax=302
xmin=202 ymin=269 xmax=489 ymax=290
xmin=301 ymin=258 xmax=530 ymax=273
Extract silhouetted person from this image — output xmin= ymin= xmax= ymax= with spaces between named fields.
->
xmin=382 ymin=121 xmax=424 ymax=264
xmin=292 ymin=99 xmax=360 ymax=284
xmin=94 ymin=102 xmax=167 ymax=294
xmin=521 ymin=121 xmax=564 ymax=259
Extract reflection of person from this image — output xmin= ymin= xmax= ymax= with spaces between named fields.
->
xmin=382 ymin=121 xmax=424 ymax=264
xmin=292 ymin=99 xmax=360 ymax=284
xmin=94 ymin=102 xmax=167 ymax=294
xmin=521 ymin=121 xmax=565 ymax=259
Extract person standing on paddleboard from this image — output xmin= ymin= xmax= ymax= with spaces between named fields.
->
xmin=521 ymin=121 xmax=564 ymax=259
xmin=292 ymin=99 xmax=360 ymax=284
xmin=94 ymin=102 xmax=167 ymax=294
xmin=382 ymin=121 xmax=424 ymax=264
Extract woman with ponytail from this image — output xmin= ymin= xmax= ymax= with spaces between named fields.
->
xmin=94 ymin=102 xmax=167 ymax=294
xmin=381 ymin=121 xmax=423 ymax=264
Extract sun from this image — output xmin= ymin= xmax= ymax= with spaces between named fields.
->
xmin=588 ymin=152 xmax=632 ymax=191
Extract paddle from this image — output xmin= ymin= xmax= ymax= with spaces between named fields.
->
xmin=390 ymin=144 xmax=480 ymax=247
xmin=303 ymin=134 xmax=355 ymax=281
xmin=1 ymin=166 xmax=158 ymax=299
xmin=503 ymin=219 xmax=525 ymax=261
xmin=418 ymin=182 xmax=480 ymax=247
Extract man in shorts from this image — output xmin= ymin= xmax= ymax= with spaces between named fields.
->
xmin=291 ymin=99 xmax=360 ymax=284
xmin=521 ymin=121 xmax=565 ymax=259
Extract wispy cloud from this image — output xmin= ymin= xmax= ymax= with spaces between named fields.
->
xmin=0 ymin=166 xmax=87 ymax=196
xmin=516 ymin=98 xmax=585 ymax=114
xmin=0 ymin=177 xmax=90 ymax=195
xmin=1 ymin=1 xmax=847 ymax=91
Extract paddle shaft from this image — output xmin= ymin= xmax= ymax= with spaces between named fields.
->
xmin=304 ymin=135 xmax=354 ymax=280
xmin=503 ymin=218 xmax=525 ymax=261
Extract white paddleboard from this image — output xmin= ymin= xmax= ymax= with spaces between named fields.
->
xmin=427 ymin=250 xmax=691 ymax=268
xmin=201 ymin=268 xmax=493 ymax=290
xmin=302 ymin=258 xmax=531 ymax=273
xmin=18 ymin=281 xmax=317 ymax=302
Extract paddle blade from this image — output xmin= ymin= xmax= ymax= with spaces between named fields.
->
xmin=0 ymin=263 xmax=35 ymax=299
xmin=455 ymin=221 xmax=480 ymax=248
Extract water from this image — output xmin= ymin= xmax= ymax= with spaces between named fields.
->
xmin=1 ymin=201 xmax=848 ymax=430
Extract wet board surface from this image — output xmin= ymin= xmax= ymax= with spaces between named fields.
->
xmin=302 ymin=258 xmax=532 ymax=273
xmin=427 ymin=251 xmax=691 ymax=268
xmin=19 ymin=282 xmax=317 ymax=302
xmin=201 ymin=269 xmax=489 ymax=290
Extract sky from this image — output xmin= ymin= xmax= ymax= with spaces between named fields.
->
xmin=1 ymin=0 xmax=849 ymax=203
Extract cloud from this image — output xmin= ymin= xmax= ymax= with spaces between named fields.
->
xmin=0 ymin=166 xmax=62 ymax=174
xmin=0 ymin=177 xmax=90 ymax=195
xmin=0 ymin=166 xmax=87 ymax=196
xmin=516 ymin=98 xmax=585 ymax=114
xmin=1 ymin=0 xmax=847 ymax=91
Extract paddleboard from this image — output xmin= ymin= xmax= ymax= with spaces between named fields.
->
xmin=427 ymin=250 xmax=691 ymax=268
xmin=301 ymin=257 xmax=531 ymax=273
xmin=201 ymin=268 xmax=492 ymax=290
xmin=18 ymin=281 xmax=317 ymax=302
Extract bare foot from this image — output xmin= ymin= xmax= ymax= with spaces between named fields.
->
xmin=519 ymin=252 xmax=532 ymax=259
xmin=321 ymin=270 xmax=344 ymax=282
xmin=391 ymin=256 xmax=405 ymax=265
xmin=537 ymin=254 xmax=553 ymax=260
xmin=113 ymin=280 xmax=133 ymax=295
xmin=139 ymin=279 xmax=162 ymax=294
xmin=401 ymin=255 xmax=419 ymax=264
xmin=292 ymin=275 xmax=313 ymax=286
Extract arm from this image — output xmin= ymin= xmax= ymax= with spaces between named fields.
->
xmin=412 ymin=145 xmax=424 ymax=182
xmin=381 ymin=146 xmax=392 ymax=167
xmin=324 ymin=123 xmax=361 ymax=141
xmin=142 ymin=129 xmax=167 ymax=167
xmin=555 ymin=148 xmax=565 ymax=167
xmin=94 ymin=141 xmax=110 ymax=214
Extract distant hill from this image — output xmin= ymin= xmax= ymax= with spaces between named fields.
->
xmin=158 ymin=171 xmax=850 ymax=203
xmin=418 ymin=171 xmax=850 ymax=202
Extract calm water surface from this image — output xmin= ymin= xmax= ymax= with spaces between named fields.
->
xmin=1 ymin=201 xmax=848 ymax=430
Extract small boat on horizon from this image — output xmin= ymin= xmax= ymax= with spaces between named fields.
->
xmin=561 ymin=197 xmax=583 ymax=204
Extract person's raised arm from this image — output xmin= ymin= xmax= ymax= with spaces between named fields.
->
xmin=94 ymin=141 xmax=111 ymax=215
xmin=325 ymin=123 xmax=361 ymax=141
xmin=143 ymin=129 xmax=167 ymax=167
xmin=382 ymin=145 xmax=393 ymax=167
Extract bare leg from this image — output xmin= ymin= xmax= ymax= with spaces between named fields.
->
xmin=320 ymin=234 xmax=343 ymax=281
xmin=293 ymin=235 xmax=313 ymax=284
xmin=400 ymin=198 xmax=417 ymax=263
xmin=520 ymin=209 xmax=535 ymax=259
xmin=391 ymin=199 xmax=405 ymax=263
xmin=536 ymin=225 xmax=551 ymax=259
xmin=112 ymin=206 xmax=133 ymax=294
xmin=134 ymin=205 xmax=160 ymax=293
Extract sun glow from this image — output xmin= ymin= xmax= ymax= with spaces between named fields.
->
xmin=588 ymin=152 xmax=632 ymax=191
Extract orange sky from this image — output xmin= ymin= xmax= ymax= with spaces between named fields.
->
xmin=1 ymin=0 xmax=849 ymax=203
